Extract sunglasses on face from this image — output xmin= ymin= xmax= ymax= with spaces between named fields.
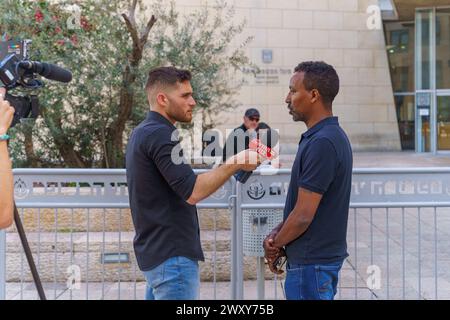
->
xmin=248 ymin=117 xmax=260 ymax=122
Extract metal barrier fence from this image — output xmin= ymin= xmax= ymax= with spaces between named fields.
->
xmin=1 ymin=167 xmax=450 ymax=300
xmin=1 ymin=169 xmax=235 ymax=300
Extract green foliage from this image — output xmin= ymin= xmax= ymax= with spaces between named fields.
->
xmin=148 ymin=1 xmax=252 ymax=130
xmin=0 ymin=0 xmax=252 ymax=167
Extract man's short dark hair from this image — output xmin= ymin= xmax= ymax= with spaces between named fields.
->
xmin=294 ymin=61 xmax=339 ymax=105
xmin=146 ymin=66 xmax=192 ymax=91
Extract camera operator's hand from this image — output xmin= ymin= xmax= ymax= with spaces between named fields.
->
xmin=0 ymin=88 xmax=15 ymax=135
xmin=0 ymin=87 xmax=14 ymax=229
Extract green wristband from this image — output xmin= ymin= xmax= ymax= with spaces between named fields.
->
xmin=0 ymin=134 xmax=10 ymax=141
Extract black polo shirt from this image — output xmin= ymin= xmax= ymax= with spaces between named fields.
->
xmin=284 ymin=116 xmax=353 ymax=265
xmin=126 ymin=111 xmax=204 ymax=271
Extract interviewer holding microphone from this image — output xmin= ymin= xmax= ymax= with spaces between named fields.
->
xmin=126 ymin=67 xmax=260 ymax=300
xmin=0 ymin=87 xmax=15 ymax=229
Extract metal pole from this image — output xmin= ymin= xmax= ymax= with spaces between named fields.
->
xmin=257 ymin=257 xmax=265 ymax=300
xmin=418 ymin=208 xmax=422 ymax=299
xmin=230 ymin=184 xmax=237 ymax=300
xmin=386 ymin=208 xmax=390 ymax=299
xmin=13 ymin=203 xmax=46 ymax=300
xmin=434 ymin=207 xmax=438 ymax=300
xmin=236 ymin=182 xmax=244 ymax=299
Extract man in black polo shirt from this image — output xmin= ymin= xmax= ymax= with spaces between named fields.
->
xmin=126 ymin=67 xmax=259 ymax=300
xmin=263 ymin=61 xmax=353 ymax=300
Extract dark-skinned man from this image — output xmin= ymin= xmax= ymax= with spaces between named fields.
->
xmin=263 ymin=61 xmax=353 ymax=300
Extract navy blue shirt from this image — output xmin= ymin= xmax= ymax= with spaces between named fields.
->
xmin=126 ymin=111 xmax=204 ymax=271
xmin=284 ymin=116 xmax=353 ymax=265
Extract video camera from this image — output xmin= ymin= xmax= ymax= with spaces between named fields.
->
xmin=0 ymin=39 xmax=72 ymax=128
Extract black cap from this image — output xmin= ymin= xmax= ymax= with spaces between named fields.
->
xmin=244 ymin=108 xmax=260 ymax=118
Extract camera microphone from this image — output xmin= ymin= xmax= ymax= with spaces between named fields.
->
xmin=0 ymin=40 xmax=72 ymax=128
xmin=18 ymin=61 xmax=72 ymax=83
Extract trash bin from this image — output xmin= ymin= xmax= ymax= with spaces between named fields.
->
xmin=242 ymin=209 xmax=283 ymax=257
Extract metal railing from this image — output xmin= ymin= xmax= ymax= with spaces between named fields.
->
xmin=1 ymin=169 xmax=235 ymax=300
xmin=1 ymin=167 xmax=450 ymax=300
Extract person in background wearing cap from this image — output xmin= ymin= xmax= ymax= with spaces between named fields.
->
xmin=222 ymin=108 xmax=262 ymax=162
xmin=0 ymin=87 xmax=15 ymax=229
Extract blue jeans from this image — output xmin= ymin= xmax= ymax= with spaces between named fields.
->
xmin=143 ymin=256 xmax=199 ymax=300
xmin=284 ymin=260 xmax=343 ymax=300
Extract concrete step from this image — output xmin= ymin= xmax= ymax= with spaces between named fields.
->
xmin=4 ymin=230 xmax=276 ymax=282
xmin=5 ymin=230 xmax=232 ymax=253
xmin=4 ymin=251 xmax=279 ymax=283
xmin=8 ymin=208 xmax=232 ymax=233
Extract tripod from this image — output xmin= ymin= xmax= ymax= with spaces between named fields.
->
xmin=5 ymin=138 xmax=46 ymax=300
xmin=13 ymin=201 xmax=46 ymax=300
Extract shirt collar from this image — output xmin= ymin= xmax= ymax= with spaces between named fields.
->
xmin=239 ymin=124 xmax=248 ymax=132
xmin=302 ymin=116 xmax=339 ymax=139
xmin=145 ymin=111 xmax=176 ymax=129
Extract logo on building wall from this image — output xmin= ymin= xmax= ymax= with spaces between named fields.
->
xmin=14 ymin=178 xmax=30 ymax=199
xmin=262 ymin=49 xmax=273 ymax=64
xmin=247 ymin=181 xmax=265 ymax=200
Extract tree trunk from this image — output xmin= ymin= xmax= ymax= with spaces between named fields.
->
xmin=104 ymin=1 xmax=156 ymax=168
xmin=104 ymin=65 xmax=136 ymax=168
xmin=23 ymin=126 xmax=39 ymax=167
xmin=46 ymin=111 xmax=87 ymax=168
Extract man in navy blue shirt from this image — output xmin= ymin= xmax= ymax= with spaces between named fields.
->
xmin=263 ymin=61 xmax=353 ymax=300
xmin=126 ymin=67 xmax=259 ymax=300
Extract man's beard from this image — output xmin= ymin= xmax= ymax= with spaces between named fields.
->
xmin=288 ymin=104 xmax=304 ymax=122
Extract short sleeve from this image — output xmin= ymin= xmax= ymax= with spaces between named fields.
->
xmin=298 ymin=138 xmax=338 ymax=194
xmin=147 ymin=128 xmax=197 ymax=200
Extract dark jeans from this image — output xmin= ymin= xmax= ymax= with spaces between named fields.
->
xmin=284 ymin=260 xmax=343 ymax=300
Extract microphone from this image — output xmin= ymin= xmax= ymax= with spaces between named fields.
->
xmin=249 ymin=138 xmax=277 ymax=160
xmin=235 ymin=136 xmax=278 ymax=184
xmin=18 ymin=61 xmax=72 ymax=83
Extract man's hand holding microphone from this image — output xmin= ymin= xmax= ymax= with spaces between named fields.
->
xmin=234 ymin=130 xmax=279 ymax=184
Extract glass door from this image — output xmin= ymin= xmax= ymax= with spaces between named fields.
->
xmin=436 ymin=8 xmax=450 ymax=151
xmin=437 ymin=95 xmax=450 ymax=150
xmin=415 ymin=9 xmax=434 ymax=152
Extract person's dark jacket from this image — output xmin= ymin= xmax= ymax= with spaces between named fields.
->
xmin=222 ymin=124 xmax=250 ymax=162
xmin=222 ymin=122 xmax=279 ymax=162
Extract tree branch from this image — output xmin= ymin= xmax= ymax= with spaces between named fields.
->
xmin=105 ymin=2 xmax=157 ymax=167
xmin=140 ymin=15 xmax=157 ymax=46
xmin=129 ymin=0 xmax=138 ymax=26
xmin=121 ymin=13 xmax=139 ymax=49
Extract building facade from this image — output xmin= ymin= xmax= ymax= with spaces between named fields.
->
xmin=384 ymin=1 xmax=450 ymax=153
xmin=159 ymin=0 xmax=450 ymax=153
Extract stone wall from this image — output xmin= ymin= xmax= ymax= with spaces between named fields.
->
xmin=4 ymin=208 xmax=282 ymax=282
xmin=149 ymin=0 xmax=402 ymax=152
